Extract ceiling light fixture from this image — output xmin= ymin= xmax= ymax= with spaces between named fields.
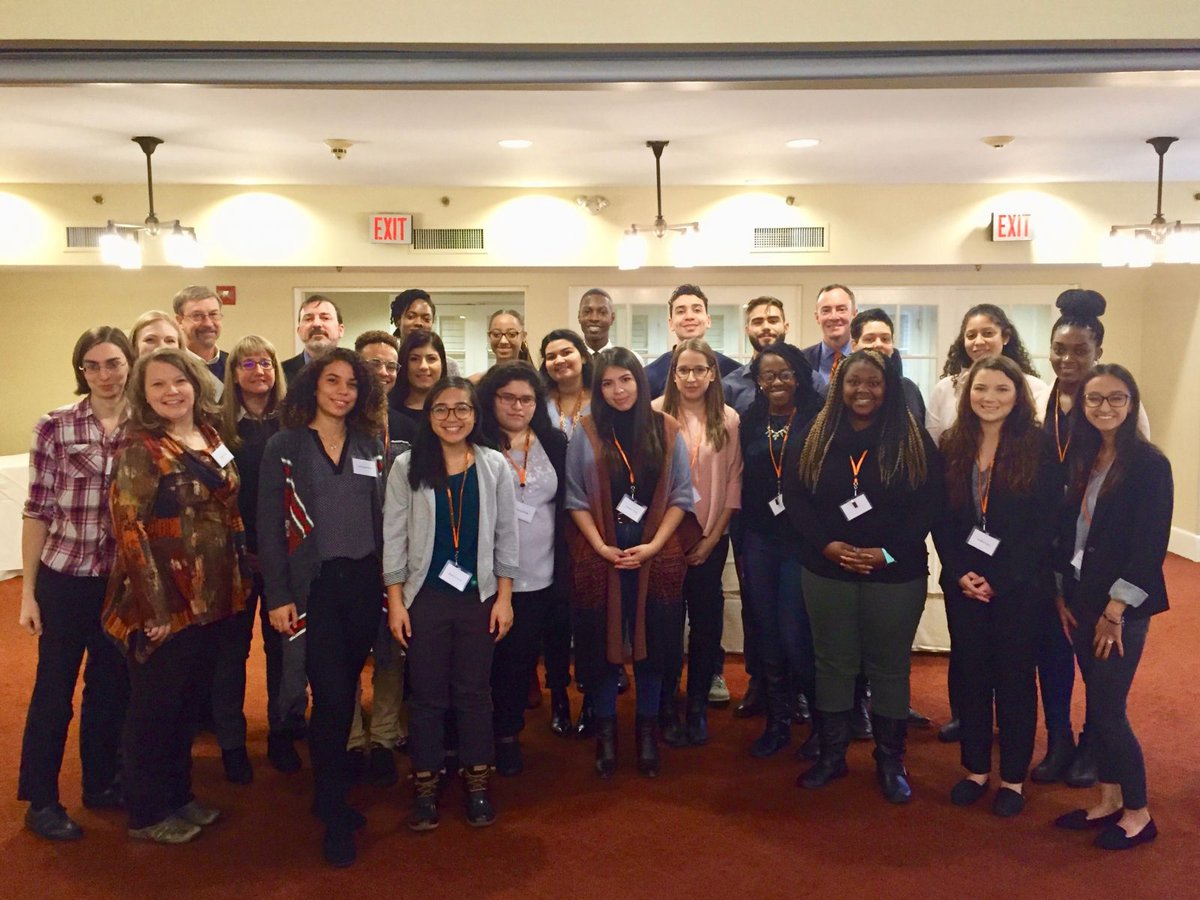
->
xmin=785 ymin=138 xmax=821 ymax=149
xmin=575 ymin=195 xmax=609 ymax=215
xmin=99 ymin=136 xmax=202 ymax=269
xmin=619 ymin=140 xmax=699 ymax=271
xmin=498 ymin=139 xmax=532 ymax=149
xmin=1105 ymin=136 xmax=1200 ymax=267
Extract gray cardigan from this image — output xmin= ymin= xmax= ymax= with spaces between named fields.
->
xmin=383 ymin=444 xmax=520 ymax=606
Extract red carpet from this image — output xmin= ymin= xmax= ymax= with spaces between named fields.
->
xmin=2 ymin=558 xmax=1197 ymax=898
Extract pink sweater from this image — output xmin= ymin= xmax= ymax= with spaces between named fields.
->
xmin=652 ymin=400 xmax=743 ymax=537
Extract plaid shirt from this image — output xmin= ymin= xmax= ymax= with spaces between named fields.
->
xmin=23 ymin=398 xmax=126 ymax=577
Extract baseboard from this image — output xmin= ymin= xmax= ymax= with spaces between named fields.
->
xmin=1169 ymin=526 xmax=1200 ymax=562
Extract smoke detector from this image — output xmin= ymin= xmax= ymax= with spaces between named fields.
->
xmin=325 ymin=139 xmax=354 ymax=160
xmin=981 ymin=135 xmax=1015 ymax=150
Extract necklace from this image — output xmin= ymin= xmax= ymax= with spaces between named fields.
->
xmin=556 ymin=390 xmax=584 ymax=433
xmin=766 ymin=412 xmax=792 ymax=440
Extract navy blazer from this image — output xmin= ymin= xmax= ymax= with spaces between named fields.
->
xmin=1057 ymin=441 xmax=1173 ymax=621
xmin=281 ymin=353 xmax=306 ymax=386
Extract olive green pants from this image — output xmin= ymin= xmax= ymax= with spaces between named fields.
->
xmin=801 ymin=568 xmax=927 ymax=720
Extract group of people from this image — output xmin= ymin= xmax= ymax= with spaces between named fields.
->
xmin=17 ymin=280 xmax=1172 ymax=868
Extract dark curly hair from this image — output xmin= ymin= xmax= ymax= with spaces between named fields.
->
xmin=1051 ymin=289 xmax=1107 ymax=348
xmin=538 ymin=328 xmax=594 ymax=391
xmin=940 ymin=303 xmax=1038 ymax=379
xmin=280 ymin=347 xmax=384 ymax=436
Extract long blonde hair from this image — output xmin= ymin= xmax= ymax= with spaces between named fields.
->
xmin=660 ymin=338 xmax=727 ymax=452
xmin=219 ymin=335 xmax=286 ymax=449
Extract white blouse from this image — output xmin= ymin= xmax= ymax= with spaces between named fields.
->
xmin=925 ymin=372 xmax=1052 ymax=445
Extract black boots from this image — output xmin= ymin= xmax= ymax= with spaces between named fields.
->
xmin=549 ymin=689 xmax=573 ymax=737
xmin=799 ymin=709 xmax=851 ymax=789
xmin=574 ymin=693 xmax=596 ymax=738
xmin=659 ymin=685 xmax=687 ymax=748
xmin=635 ymin=715 xmax=661 ymax=777
xmin=1031 ymin=729 xmax=1076 ymax=784
xmin=408 ymin=771 xmax=439 ymax=832
xmin=871 ymin=714 xmax=912 ymax=804
xmin=750 ymin=664 xmax=792 ymax=758
xmin=1064 ymin=730 xmax=1098 ymax=788
xmin=733 ymin=678 xmax=765 ymax=718
xmin=494 ymin=736 xmax=523 ymax=777
xmin=594 ymin=715 xmax=618 ymax=777
xmin=850 ymin=679 xmax=873 ymax=741
xmin=795 ymin=710 xmax=821 ymax=761
xmin=463 ymin=764 xmax=496 ymax=827
xmin=685 ymin=694 xmax=709 ymax=746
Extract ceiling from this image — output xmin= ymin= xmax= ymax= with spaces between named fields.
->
xmin=1 ymin=80 xmax=1200 ymax=188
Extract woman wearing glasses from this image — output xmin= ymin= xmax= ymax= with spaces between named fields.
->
xmin=652 ymin=339 xmax=743 ymax=746
xmin=477 ymin=362 xmax=569 ymax=774
xmin=470 ymin=309 xmax=531 ymax=383
xmin=1052 ymin=365 xmax=1171 ymax=851
xmin=565 ymin=347 xmax=695 ymax=778
xmin=18 ymin=327 xmax=133 ymax=842
xmin=258 ymin=348 xmax=386 ymax=866
xmin=384 ymin=377 xmax=519 ymax=830
xmin=737 ymin=342 xmax=823 ymax=759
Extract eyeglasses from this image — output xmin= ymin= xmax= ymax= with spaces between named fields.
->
xmin=488 ymin=329 xmax=524 ymax=342
xmin=239 ymin=358 xmax=274 ymax=372
xmin=364 ymin=359 xmax=400 ymax=374
xmin=79 ymin=359 xmax=128 ymax=374
xmin=674 ymin=365 xmax=712 ymax=380
xmin=756 ymin=370 xmax=796 ymax=386
xmin=496 ymin=392 xmax=537 ymax=407
xmin=1083 ymin=392 xmax=1130 ymax=409
xmin=183 ymin=310 xmax=223 ymax=323
xmin=431 ymin=403 xmax=475 ymax=420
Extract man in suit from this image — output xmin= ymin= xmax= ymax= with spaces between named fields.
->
xmin=282 ymin=295 xmax=345 ymax=383
xmin=644 ymin=284 xmax=740 ymax=399
xmin=849 ymin=307 xmax=928 ymax=425
xmin=173 ymin=285 xmax=228 ymax=381
xmin=802 ymin=284 xmax=856 ymax=392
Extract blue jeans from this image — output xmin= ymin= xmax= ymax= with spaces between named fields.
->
xmin=740 ymin=529 xmax=814 ymax=703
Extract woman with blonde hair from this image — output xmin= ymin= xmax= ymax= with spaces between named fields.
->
xmin=129 ymin=310 xmax=183 ymax=358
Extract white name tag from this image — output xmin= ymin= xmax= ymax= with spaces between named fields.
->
xmin=692 ymin=485 xmax=703 ymax=506
xmin=967 ymin=527 xmax=1001 ymax=556
xmin=768 ymin=494 xmax=786 ymax=516
xmin=617 ymin=493 xmax=647 ymax=523
xmin=352 ymin=457 xmax=378 ymax=477
xmin=514 ymin=499 xmax=537 ymax=523
xmin=210 ymin=442 xmax=234 ymax=468
xmin=1071 ymin=548 xmax=1084 ymax=574
xmin=106 ymin=456 xmax=113 ymax=475
xmin=438 ymin=560 xmax=472 ymax=591
xmin=840 ymin=494 xmax=873 ymax=521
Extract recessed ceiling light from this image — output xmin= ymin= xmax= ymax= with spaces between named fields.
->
xmin=498 ymin=139 xmax=532 ymax=149
xmin=785 ymin=138 xmax=820 ymax=149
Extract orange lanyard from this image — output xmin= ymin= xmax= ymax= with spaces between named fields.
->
xmin=1053 ymin=387 xmax=1071 ymax=463
xmin=445 ymin=450 xmax=474 ymax=561
xmin=557 ymin=393 xmax=583 ymax=434
xmin=502 ymin=430 xmax=532 ymax=489
xmin=612 ymin=432 xmax=637 ymax=497
xmin=977 ymin=461 xmax=994 ymax=528
xmin=849 ymin=450 xmax=869 ymax=496
xmin=767 ymin=411 xmax=794 ymax=491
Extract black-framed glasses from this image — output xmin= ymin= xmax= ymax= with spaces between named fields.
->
xmin=239 ymin=358 xmax=274 ymax=372
xmin=674 ymin=365 xmax=712 ymax=380
xmin=488 ymin=329 xmax=523 ymax=342
xmin=79 ymin=359 xmax=128 ymax=374
xmin=364 ymin=359 xmax=400 ymax=374
xmin=496 ymin=392 xmax=537 ymax=407
xmin=1083 ymin=392 xmax=1130 ymax=409
xmin=756 ymin=370 xmax=796 ymax=386
xmin=431 ymin=403 xmax=475 ymax=420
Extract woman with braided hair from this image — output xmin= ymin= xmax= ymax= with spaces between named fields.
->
xmin=784 ymin=348 xmax=943 ymax=803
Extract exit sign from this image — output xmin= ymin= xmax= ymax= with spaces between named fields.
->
xmin=991 ymin=212 xmax=1032 ymax=242
xmin=369 ymin=213 xmax=413 ymax=244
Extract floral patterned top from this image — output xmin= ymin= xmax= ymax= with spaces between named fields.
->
xmin=102 ymin=423 xmax=247 ymax=660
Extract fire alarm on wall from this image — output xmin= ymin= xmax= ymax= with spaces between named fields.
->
xmin=216 ymin=285 xmax=237 ymax=305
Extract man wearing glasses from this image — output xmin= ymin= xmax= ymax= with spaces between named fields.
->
xmin=173 ymin=285 xmax=228 ymax=380
xmin=283 ymin=295 xmax=346 ymax=383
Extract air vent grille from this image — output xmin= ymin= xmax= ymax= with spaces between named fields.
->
xmin=413 ymin=227 xmax=485 ymax=251
xmin=66 ymin=226 xmax=140 ymax=250
xmin=752 ymin=225 xmax=827 ymax=252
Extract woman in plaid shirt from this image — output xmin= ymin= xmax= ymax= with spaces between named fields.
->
xmin=18 ymin=327 xmax=134 ymax=842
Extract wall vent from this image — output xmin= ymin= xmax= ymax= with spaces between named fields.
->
xmin=412 ymin=227 xmax=485 ymax=251
xmin=752 ymin=225 xmax=827 ymax=253
xmin=65 ymin=225 xmax=140 ymax=250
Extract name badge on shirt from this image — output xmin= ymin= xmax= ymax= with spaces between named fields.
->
xmin=439 ymin=560 xmax=472 ymax=591
xmin=966 ymin=527 xmax=1001 ymax=556
xmin=692 ymin=485 xmax=703 ymax=506
xmin=840 ymin=494 xmax=873 ymax=521
xmin=210 ymin=442 xmax=234 ymax=468
xmin=1071 ymin=548 xmax=1084 ymax=575
xmin=617 ymin=494 xmax=647 ymax=523
xmin=514 ymin=499 xmax=537 ymax=523
xmin=768 ymin=494 xmax=786 ymax=516
xmin=352 ymin=457 xmax=378 ymax=477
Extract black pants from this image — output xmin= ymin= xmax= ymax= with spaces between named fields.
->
xmin=407 ymin=584 xmax=496 ymax=773
xmin=18 ymin=564 xmax=128 ymax=809
xmin=305 ymin=555 xmax=382 ymax=821
xmin=210 ymin=591 xmax=257 ymax=750
xmin=665 ymin=534 xmax=729 ymax=702
xmin=492 ymin=586 xmax=556 ymax=737
xmin=124 ymin=622 xmax=219 ymax=829
xmin=541 ymin=594 xmax=573 ymax=692
xmin=945 ymin=586 xmax=1039 ymax=783
xmin=1073 ymin=613 xmax=1150 ymax=809
xmin=255 ymin=575 xmax=309 ymax=737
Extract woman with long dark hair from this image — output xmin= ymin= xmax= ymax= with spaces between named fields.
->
xmin=933 ymin=356 xmax=1060 ymax=817
xmin=786 ymin=349 xmax=942 ymax=803
xmin=258 ymin=348 xmax=386 ymax=867
xmin=390 ymin=330 xmax=448 ymax=424
xmin=104 ymin=347 xmax=246 ymax=844
xmin=478 ymin=362 xmax=569 ymax=773
xmin=383 ymin=377 xmax=518 ymax=830
xmin=732 ymin=341 xmax=823 ymax=760
xmin=18 ymin=327 xmax=133 ymax=841
xmin=652 ymin=338 xmax=743 ymax=746
xmin=1052 ymin=365 xmax=1171 ymax=850
xmin=565 ymin=347 xmax=696 ymax=778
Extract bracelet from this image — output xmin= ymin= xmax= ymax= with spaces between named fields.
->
xmin=1103 ymin=612 xmax=1125 ymax=626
